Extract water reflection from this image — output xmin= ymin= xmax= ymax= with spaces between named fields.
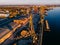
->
xmin=43 ymin=7 xmax=60 ymax=45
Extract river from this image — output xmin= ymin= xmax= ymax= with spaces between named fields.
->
xmin=43 ymin=7 xmax=60 ymax=45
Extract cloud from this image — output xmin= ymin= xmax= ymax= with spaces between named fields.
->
xmin=0 ymin=0 xmax=60 ymax=5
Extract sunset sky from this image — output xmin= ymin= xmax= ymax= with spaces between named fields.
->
xmin=0 ymin=0 xmax=60 ymax=5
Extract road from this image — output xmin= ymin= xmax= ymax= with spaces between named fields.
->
xmin=0 ymin=15 xmax=29 ymax=45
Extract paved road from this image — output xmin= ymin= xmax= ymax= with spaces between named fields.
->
xmin=0 ymin=15 xmax=29 ymax=45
